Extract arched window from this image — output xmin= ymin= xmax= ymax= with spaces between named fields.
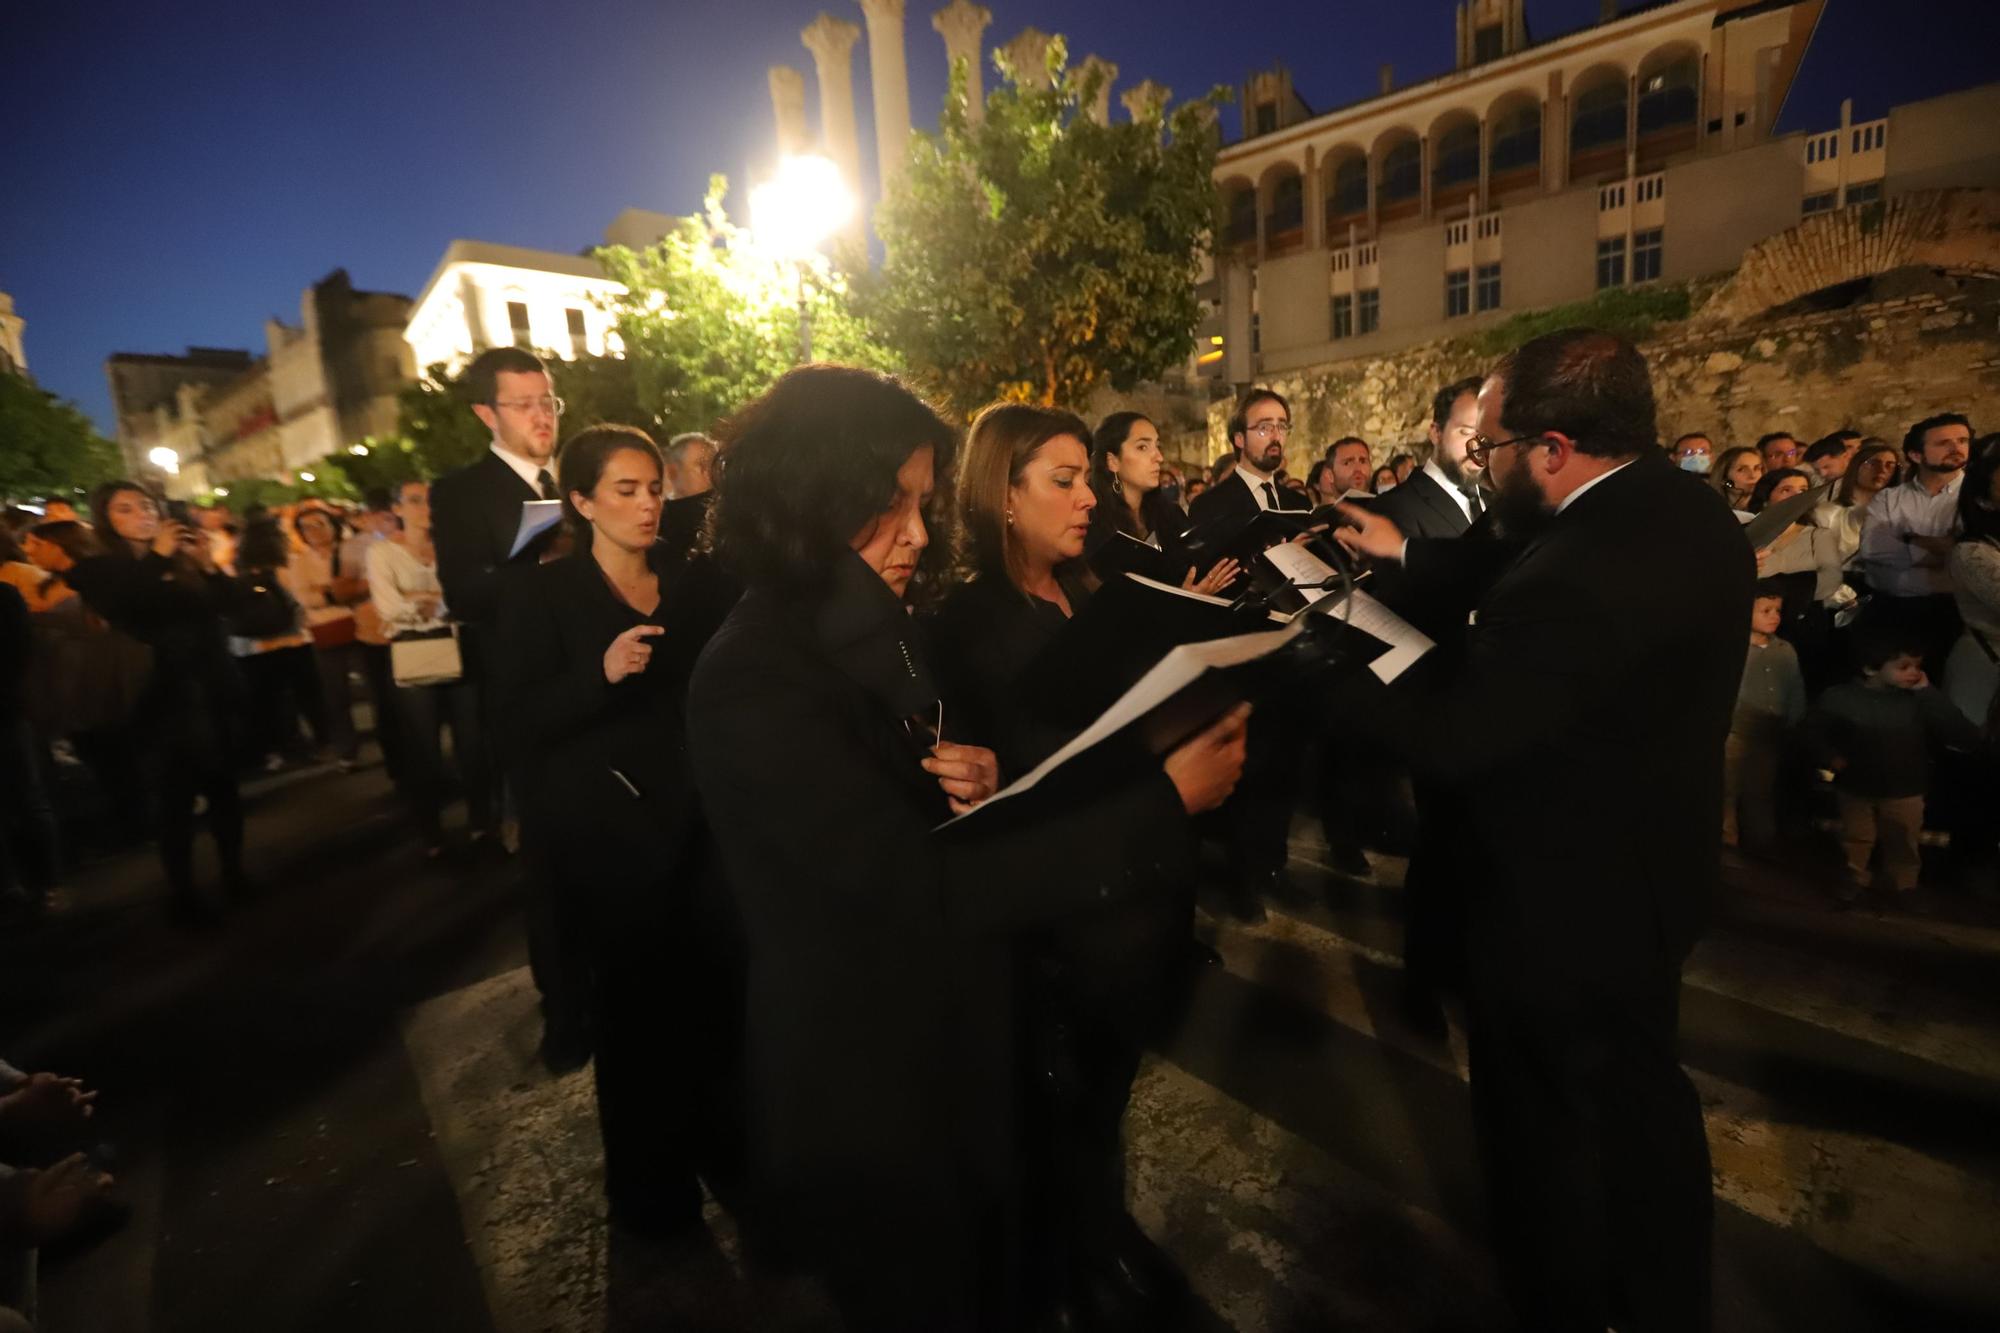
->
xmin=1571 ymin=79 xmax=1628 ymax=154
xmin=1329 ymin=156 xmax=1368 ymax=216
xmin=1637 ymin=55 xmax=1698 ymax=136
xmin=1433 ymin=121 xmax=1480 ymax=193
xmin=1226 ymin=186 xmax=1257 ymax=246
xmin=1266 ymin=172 xmax=1304 ymax=244
xmin=1489 ymin=102 xmax=1541 ymax=175
xmin=1379 ymin=138 xmax=1421 ymax=205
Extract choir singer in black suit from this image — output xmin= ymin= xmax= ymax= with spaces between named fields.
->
xmin=930 ymin=404 xmax=1207 ymax=1326
xmin=495 ymin=425 xmax=739 ymax=1237
xmin=684 ymin=365 xmax=1249 ymax=1332
xmin=1336 ymin=328 xmax=1751 ymax=1333
xmin=1185 ymin=387 xmax=1313 ymax=529
xmin=430 ymin=346 xmax=586 ymax=1067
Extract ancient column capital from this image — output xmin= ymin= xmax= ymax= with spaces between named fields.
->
xmin=1077 ymin=55 xmax=1118 ymax=125
xmin=800 ymin=12 xmax=861 ymax=64
xmin=1120 ymin=79 xmax=1172 ymax=123
xmin=1000 ymin=26 xmax=1056 ymax=91
xmin=930 ymin=0 xmax=990 ymax=49
xmin=858 ymin=0 xmax=905 ymax=22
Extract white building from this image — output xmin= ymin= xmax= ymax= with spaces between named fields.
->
xmin=403 ymin=240 xmax=627 ymax=374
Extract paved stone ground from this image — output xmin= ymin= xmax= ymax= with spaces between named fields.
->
xmin=6 ymin=759 xmax=2000 ymax=1331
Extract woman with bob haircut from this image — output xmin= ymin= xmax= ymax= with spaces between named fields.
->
xmin=930 ymin=402 xmax=1227 ymax=1327
xmin=685 ymin=366 xmax=1248 ymax=1330
xmin=496 ymin=423 xmax=741 ymax=1239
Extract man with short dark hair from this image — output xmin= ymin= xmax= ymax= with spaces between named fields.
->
xmin=429 ymin=346 xmax=590 ymax=1070
xmin=1803 ymin=429 xmax=1863 ymax=483
xmin=1188 ymin=388 xmax=1312 ymax=528
xmin=1669 ymin=432 xmax=1713 ymax=474
xmin=1325 ymin=437 xmax=1372 ymax=497
xmin=1859 ymin=412 xmax=1973 ymax=676
xmin=1757 ymin=431 xmax=1801 ymax=471
xmin=1337 ymin=328 xmax=1749 ymax=1332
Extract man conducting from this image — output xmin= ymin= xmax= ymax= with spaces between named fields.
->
xmin=1337 ymin=328 xmax=1751 ymax=1332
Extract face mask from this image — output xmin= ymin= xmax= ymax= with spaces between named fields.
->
xmin=1677 ymin=453 xmax=1712 ymax=474
xmin=1375 ymin=481 xmax=1396 ymax=493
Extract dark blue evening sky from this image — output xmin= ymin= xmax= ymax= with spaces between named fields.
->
xmin=4 ymin=0 xmax=1987 ymax=432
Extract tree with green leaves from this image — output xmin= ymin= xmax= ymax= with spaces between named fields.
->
xmin=0 ymin=371 xmax=124 ymax=501
xmin=595 ymin=178 xmax=896 ymax=437
xmin=857 ymin=41 xmax=1226 ymax=414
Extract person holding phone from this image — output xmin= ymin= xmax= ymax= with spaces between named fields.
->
xmin=495 ymin=425 xmax=740 ymax=1239
xmin=67 ymin=482 xmax=246 ymax=924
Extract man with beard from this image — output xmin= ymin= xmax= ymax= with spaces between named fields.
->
xmin=1325 ymin=436 xmax=1374 ymax=499
xmin=1189 ymin=389 xmax=1312 ymax=921
xmin=1858 ymin=413 xmax=1972 ymax=680
xmin=1336 ymin=328 xmax=1750 ymax=1332
xmin=1189 ymin=388 xmax=1313 ymax=527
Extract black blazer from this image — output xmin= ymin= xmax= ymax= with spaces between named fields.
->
xmin=1365 ymin=468 xmax=1482 ymax=649
xmin=430 ymin=451 xmax=552 ymax=663
xmin=685 ymin=558 xmax=1191 ymax=1309
xmin=1356 ymin=454 xmax=1753 ymax=990
xmin=494 ymin=545 xmax=735 ymax=926
xmin=1187 ymin=467 xmax=1312 ymax=531
xmin=67 ymin=551 xmax=242 ymax=725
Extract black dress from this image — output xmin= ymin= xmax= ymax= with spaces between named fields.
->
xmin=928 ymin=569 xmax=1196 ymax=1307
xmin=685 ymin=553 xmax=1191 ymax=1332
xmin=494 ymin=544 xmax=741 ymax=1231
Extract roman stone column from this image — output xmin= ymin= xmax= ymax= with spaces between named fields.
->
xmin=858 ymin=0 xmax=912 ymax=192
xmin=801 ymin=13 xmax=864 ymax=193
xmin=1078 ymin=55 xmax=1118 ymax=124
xmin=1001 ymin=26 xmax=1055 ymax=91
xmin=1120 ymin=79 xmax=1171 ymax=123
xmin=768 ymin=65 xmax=810 ymax=157
xmin=931 ymin=0 xmax=992 ymax=124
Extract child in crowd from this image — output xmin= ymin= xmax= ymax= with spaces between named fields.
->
xmin=1725 ymin=582 xmax=1806 ymax=850
xmin=1805 ymin=632 xmax=1982 ymax=901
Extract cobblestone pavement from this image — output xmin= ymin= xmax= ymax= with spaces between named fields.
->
xmin=6 ymin=765 xmax=1998 ymax=1331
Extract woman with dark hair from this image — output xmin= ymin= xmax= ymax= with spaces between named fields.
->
xmin=1304 ymin=458 xmax=1340 ymax=507
xmin=1711 ymin=446 xmax=1764 ymax=514
xmin=1369 ymin=463 xmax=1399 ymax=495
xmin=686 ymin=366 xmax=1248 ymax=1331
xmin=228 ymin=517 xmax=327 ymax=770
xmin=1388 ymin=451 xmax=1416 ymax=485
xmin=1746 ymin=466 xmax=1812 ymax=515
xmin=497 ymin=424 xmax=740 ymax=1237
xmin=67 ymin=481 xmax=246 ymax=921
xmin=1750 ymin=467 xmax=1841 ymax=689
xmin=931 ymin=402 xmax=1216 ymax=1326
xmin=1088 ymin=412 xmax=1238 ymax=594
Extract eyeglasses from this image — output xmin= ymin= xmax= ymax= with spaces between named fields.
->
xmin=493 ymin=395 xmax=566 ymax=417
xmin=1466 ymin=432 xmax=1548 ymax=467
xmin=1246 ymin=420 xmax=1292 ymax=440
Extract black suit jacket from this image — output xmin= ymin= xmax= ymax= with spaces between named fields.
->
xmin=1358 ymin=454 xmax=1754 ymax=991
xmin=430 ymin=452 xmax=551 ymax=673
xmin=494 ymin=545 xmax=736 ymax=931
xmin=1187 ymin=468 xmax=1312 ymax=532
xmin=686 ymin=559 xmax=1190 ymax=1309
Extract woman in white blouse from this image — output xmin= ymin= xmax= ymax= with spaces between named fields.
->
xmin=367 ymin=480 xmax=491 ymax=857
xmin=286 ymin=505 xmax=368 ymax=766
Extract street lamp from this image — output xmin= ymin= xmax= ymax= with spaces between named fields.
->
xmin=750 ymin=154 xmax=855 ymax=363
xmin=147 ymin=446 xmax=180 ymax=476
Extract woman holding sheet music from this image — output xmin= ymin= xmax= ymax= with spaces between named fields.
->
xmin=1088 ymin=411 xmax=1239 ymax=595
xmin=931 ymin=403 xmax=1218 ymax=1329
xmin=685 ymin=368 xmax=1247 ymax=1332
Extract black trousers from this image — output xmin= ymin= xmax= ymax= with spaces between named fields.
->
xmin=592 ymin=918 xmax=705 ymax=1231
xmin=240 ymin=645 xmax=327 ymax=759
xmin=0 ymin=714 xmax=59 ymax=899
xmin=391 ymin=679 xmax=489 ymax=845
xmin=145 ymin=714 xmax=245 ymax=902
xmin=1466 ymin=958 xmax=1712 ymax=1333
xmin=357 ymin=644 xmax=409 ymax=782
xmin=1402 ymin=777 xmax=1469 ymax=1005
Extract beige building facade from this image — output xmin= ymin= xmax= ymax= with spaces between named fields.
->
xmin=402 ymin=240 xmax=626 ymax=375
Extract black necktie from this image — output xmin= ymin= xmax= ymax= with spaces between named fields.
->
xmin=1261 ymin=482 xmax=1278 ymax=510
xmin=536 ymin=469 xmax=558 ymax=502
xmin=1465 ymin=486 xmax=1484 ymax=517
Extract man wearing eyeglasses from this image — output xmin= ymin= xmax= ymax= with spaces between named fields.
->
xmin=1336 ymin=328 xmax=1751 ymax=1333
xmin=1188 ymin=388 xmax=1314 ymax=530
xmin=430 ymin=345 xmax=592 ymax=1070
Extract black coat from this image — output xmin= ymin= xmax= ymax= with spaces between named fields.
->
xmin=1357 ymin=454 xmax=1754 ymax=988
xmin=430 ymin=451 xmax=553 ymax=675
xmin=1362 ymin=468 xmax=1482 ymax=649
xmin=494 ymin=544 xmax=736 ymax=929
xmin=66 ymin=551 xmax=242 ymax=749
xmin=685 ymin=556 xmax=1191 ymax=1320
xmin=1186 ymin=467 xmax=1312 ymax=531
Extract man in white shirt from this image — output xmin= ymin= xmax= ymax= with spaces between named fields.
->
xmin=1188 ymin=388 xmax=1312 ymax=528
xmin=1860 ymin=412 xmax=1972 ymax=675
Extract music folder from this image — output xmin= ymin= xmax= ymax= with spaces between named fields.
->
xmin=1740 ymin=480 xmax=1833 ymax=550
xmin=1086 ymin=530 xmax=1175 ymax=585
xmin=509 ymin=500 xmax=564 ymax=559
xmin=938 ymin=620 xmax=1305 ymax=831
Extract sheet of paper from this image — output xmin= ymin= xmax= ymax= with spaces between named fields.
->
xmin=508 ymin=500 xmax=564 ymax=559
xmin=1740 ymin=481 xmax=1830 ymax=549
xmin=1124 ymin=572 xmax=1235 ymax=607
xmin=1313 ymin=587 xmax=1433 ymax=683
xmin=1259 ymin=541 xmax=1342 ymax=608
xmin=940 ymin=620 xmax=1303 ymax=828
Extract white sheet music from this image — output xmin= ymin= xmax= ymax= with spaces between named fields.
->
xmin=509 ymin=500 xmax=564 ymax=559
xmin=1315 ymin=587 xmax=1433 ymax=683
xmin=1259 ymin=541 xmax=1342 ymax=608
xmin=939 ymin=620 xmax=1303 ymax=828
